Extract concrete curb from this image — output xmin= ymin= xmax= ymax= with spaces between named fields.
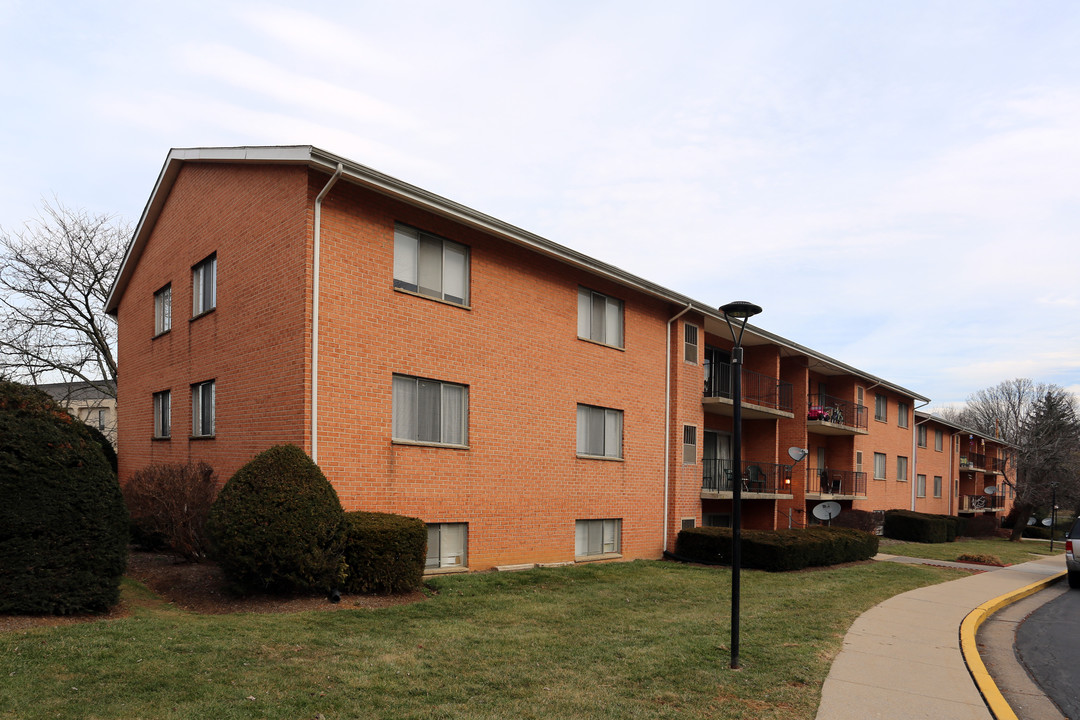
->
xmin=959 ymin=570 xmax=1067 ymax=720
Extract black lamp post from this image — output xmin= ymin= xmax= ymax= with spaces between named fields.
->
xmin=1050 ymin=481 xmax=1059 ymax=552
xmin=719 ymin=300 xmax=762 ymax=670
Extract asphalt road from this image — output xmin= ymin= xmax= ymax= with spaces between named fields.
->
xmin=1016 ymin=585 xmax=1080 ymax=719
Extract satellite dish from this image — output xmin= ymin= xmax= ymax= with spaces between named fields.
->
xmin=1041 ymin=518 xmax=1053 ymax=527
xmin=812 ymin=501 xmax=841 ymax=521
xmin=983 ymin=486 xmax=996 ymax=495
xmin=1027 ymin=517 xmax=1036 ymax=526
xmin=788 ymin=447 xmax=809 ymax=462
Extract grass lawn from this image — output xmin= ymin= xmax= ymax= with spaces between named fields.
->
xmin=879 ymin=536 xmax=1062 ymax=565
xmin=1 ymin=560 xmax=968 ymax=720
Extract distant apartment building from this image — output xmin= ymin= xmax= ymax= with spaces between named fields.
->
xmin=38 ymin=380 xmax=117 ymax=447
xmin=105 ymin=146 xmax=1015 ymax=571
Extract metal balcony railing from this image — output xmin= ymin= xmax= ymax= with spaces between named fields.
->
xmin=960 ymin=453 xmax=987 ymax=471
xmin=808 ymin=468 xmax=867 ymax=496
xmin=702 ymin=459 xmax=795 ymax=494
xmin=989 ymin=457 xmax=1007 ymax=473
xmin=704 ymin=363 xmax=793 ymax=413
xmin=959 ymin=493 xmax=1005 ymax=512
xmin=806 ymin=393 xmax=868 ymax=431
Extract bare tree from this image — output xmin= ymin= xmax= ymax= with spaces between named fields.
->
xmin=0 ymin=201 xmax=129 ymax=397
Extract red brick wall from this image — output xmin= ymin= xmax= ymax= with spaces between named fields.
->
xmin=854 ymin=387 xmax=917 ymax=513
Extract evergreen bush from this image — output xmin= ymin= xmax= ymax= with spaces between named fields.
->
xmin=206 ymin=445 xmax=346 ymax=595
xmin=342 ymin=511 xmax=427 ymax=594
xmin=0 ymin=381 xmax=128 ymax=614
xmin=883 ymin=509 xmax=951 ymax=543
xmin=674 ymin=525 xmax=878 ymax=571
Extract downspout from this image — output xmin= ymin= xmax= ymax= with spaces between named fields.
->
xmin=664 ymin=303 xmax=694 ymax=553
xmin=910 ymin=400 xmax=930 ymax=510
xmin=311 ymin=163 xmax=343 ymax=464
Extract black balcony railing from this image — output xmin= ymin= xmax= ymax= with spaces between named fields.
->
xmin=808 ymin=468 xmax=867 ymax=496
xmin=704 ymin=362 xmax=793 ymax=413
xmin=959 ymin=493 xmax=1005 ymax=512
xmin=806 ymin=393 xmax=868 ymax=431
xmin=960 ymin=453 xmax=987 ymax=471
xmin=702 ymin=459 xmax=795 ymax=494
xmin=989 ymin=457 xmax=1007 ymax=473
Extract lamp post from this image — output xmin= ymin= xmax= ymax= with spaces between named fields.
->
xmin=719 ymin=300 xmax=762 ymax=670
xmin=1050 ymin=481 xmax=1059 ymax=552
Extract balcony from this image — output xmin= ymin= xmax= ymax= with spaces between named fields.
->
xmin=958 ymin=493 xmax=1005 ymax=513
xmin=959 ymin=453 xmax=987 ymax=472
xmin=701 ymin=459 xmax=796 ymax=499
xmin=988 ymin=457 xmax=1007 ymax=474
xmin=703 ymin=363 xmax=794 ymax=420
xmin=804 ymin=468 xmax=868 ymax=499
xmin=806 ymin=394 xmax=868 ymax=435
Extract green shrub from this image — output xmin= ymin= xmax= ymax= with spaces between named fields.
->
xmin=831 ymin=508 xmax=880 ymax=534
xmin=0 ymin=381 xmax=128 ymax=614
xmin=674 ymin=526 xmax=878 ymax=571
xmin=206 ymin=445 xmax=346 ymax=595
xmin=961 ymin=514 xmax=999 ymax=537
xmin=1022 ymin=525 xmax=1051 ymax=539
xmin=342 ymin=511 xmax=427 ymax=594
xmin=883 ymin=509 xmax=951 ymax=543
xmin=124 ymin=462 xmax=218 ymax=561
xmin=83 ymin=422 xmax=118 ymax=474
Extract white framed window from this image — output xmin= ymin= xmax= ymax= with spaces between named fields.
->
xmin=392 ymin=375 xmax=469 ymax=446
xmin=82 ymin=407 xmax=106 ymax=431
xmin=577 ymin=287 xmax=624 ymax=348
xmin=856 ymin=451 xmax=863 ymax=474
xmin=682 ymin=425 xmax=697 ymax=464
xmin=873 ymin=452 xmax=886 ymax=480
xmin=681 ymin=518 xmax=696 ymax=530
xmin=426 ymin=523 xmax=467 ymax=569
xmin=857 ymin=386 xmax=864 ymax=407
xmin=917 ymin=425 xmax=927 ymax=448
xmin=192 ymin=254 xmax=216 ymax=316
xmin=933 ymin=475 xmax=943 ymax=498
xmin=393 ymin=223 xmax=469 ymax=305
xmin=154 ymin=284 xmax=171 ymax=335
xmin=576 ymin=404 xmax=623 ymax=459
xmin=898 ymin=402 xmax=909 ymax=428
xmin=191 ymin=380 xmax=215 ymax=437
xmin=935 ymin=430 xmax=943 ymax=452
xmin=684 ymin=323 xmax=699 ymax=363
xmin=916 ymin=474 xmax=926 ymax=497
xmin=897 ymin=456 xmax=908 ymax=482
xmin=153 ymin=390 xmax=171 ymax=439
xmin=575 ymin=518 xmax=621 ymax=557
xmin=874 ymin=394 xmax=887 ymax=422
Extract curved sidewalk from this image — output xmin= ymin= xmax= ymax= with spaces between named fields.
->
xmin=815 ymin=554 xmax=1066 ymax=720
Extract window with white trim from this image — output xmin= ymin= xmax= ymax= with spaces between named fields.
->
xmin=684 ymin=323 xmax=699 ymax=363
xmin=426 ymin=523 xmax=467 ymax=569
xmin=682 ymin=425 xmax=697 ymax=464
xmin=576 ymin=404 xmax=623 ymax=459
xmin=575 ymin=518 xmax=621 ymax=557
xmin=917 ymin=425 xmax=927 ymax=448
xmin=935 ymin=430 xmax=943 ymax=452
xmin=898 ymin=402 xmax=909 ymax=428
xmin=393 ymin=223 xmax=469 ymax=305
xmin=873 ymin=452 xmax=886 ymax=480
xmin=191 ymin=380 xmax=215 ymax=437
xmin=577 ymin=287 xmax=623 ymax=347
xmin=153 ymin=390 xmax=171 ymax=439
xmin=916 ymin=474 xmax=926 ymax=497
xmin=856 ymin=451 xmax=863 ymax=475
xmin=897 ymin=455 xmax=908 ymax=482
xmin=154 ymin=284 xmax=171 ymax=335
xmin=933 ymin=475 xmax=943 ymax=498
xmin=392 ymin=375 xmax=469 ymax=446
xmin=874 ymin=394 xmax=887 ymax=422
xmin=192 ymin=255 xmax=216 ymax=316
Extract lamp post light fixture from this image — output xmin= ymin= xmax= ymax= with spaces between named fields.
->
xmin=719 ymin=300 xmax=762 ymax=670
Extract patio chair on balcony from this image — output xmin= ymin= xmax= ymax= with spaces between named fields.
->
xmin=744 ymin=465 xmax=767 ymax=492
xmin=819 ymin=469 xmax=833 ymax=494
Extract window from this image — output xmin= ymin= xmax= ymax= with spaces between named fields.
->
xmin=426 ymin=523 xmax=467 ymax=569
xmin=933 ymin=475 xmax=943 ymax=498
xmin=873 ymin=452 xmax=886 ymax=480
xmin=154 ymin=284 xmax=171 ymax=335
xmin=575 ymin=518 xmax=621 ymax=557
xmin=153 ymin=390 xmax=171 ymax=439
xmin=82 ymin=407 xmax=106 ymax=431
xmin=682 ymin=425 xmax=697 ymax=464
xmin=917 ymin=425 xmax=927 ymax=448
xmin=897 ymin=456 xmax=908 ymax=482
xmin=935 ymin=430 xmax=943 ymax=452
xmin=857 ymin=386 xmax=864 ymax=407
xmin=681 ymin=518 xmax=696 ymax=530
xmin=898 ymin=403 xmax=909 ymax=428
xmin=684 ymin=323 xmax=699 ymax=363
xmin=874 ymin=394 xmax=887 ymax=422
xmin=576 ymin=404 xmax=623 ymax=459
xmin=916 ymin=474 xmax=926 ymax=498
xmin=191 ymin=380 xmax=215 ymax=437
xmin=577 ymin=287 xmax=624 ymax=348
xmin=704 ymin=513 xmax=731 ymax=528
xmin=856 ymin=451 xmax=863 ymax=474
xmin=393 ymin=223 xmax=469 ymax=305
xmin=192 ymin=255 xmax=216 ymax=316
xmin=392 ymin=375 xmax=468 ymax=446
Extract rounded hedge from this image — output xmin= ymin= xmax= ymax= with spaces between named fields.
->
xmin=0 ymin=381 xmax=128 ymax=615
xmin=206 ymin=445 xmax=346 ymax=595
xmin=342 ymin=511 xmax=427 ymax=595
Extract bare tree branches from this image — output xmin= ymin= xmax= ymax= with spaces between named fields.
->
xmin=0 ymin=201 xmax=129 ymax=397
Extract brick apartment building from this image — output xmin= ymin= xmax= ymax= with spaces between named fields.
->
xmin=105 ymin=146 xmax=1014 ymax=571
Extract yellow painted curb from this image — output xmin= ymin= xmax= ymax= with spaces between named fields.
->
xmin=959 ymin=570 xmax=1067 ymax=720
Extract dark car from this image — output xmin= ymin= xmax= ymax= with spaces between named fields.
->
xmin=1067 ymin=517 xmax=1080 ymax=589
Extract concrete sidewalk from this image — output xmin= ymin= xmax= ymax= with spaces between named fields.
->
xmin=815 ymin=553 xmax=1066 ymax=720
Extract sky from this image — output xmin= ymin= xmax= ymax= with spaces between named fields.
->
xmin=2 ymin=0 xmax=1078 ymax=408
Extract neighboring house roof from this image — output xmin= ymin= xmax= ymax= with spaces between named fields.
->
xmin=105 ymin=145 xmax=929 ymax=403
xmin=37 ymin=380 xmax=117 ymax=404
